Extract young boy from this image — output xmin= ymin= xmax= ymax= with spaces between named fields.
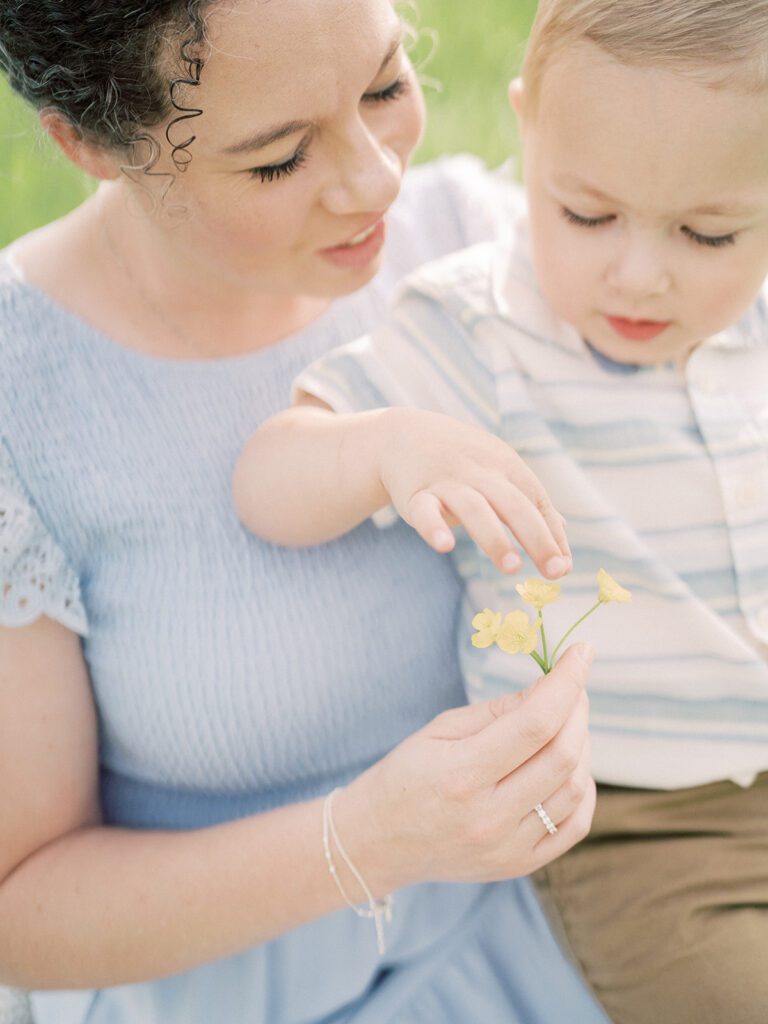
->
xmin=234 ymin=2 xmax=768 ymax=1020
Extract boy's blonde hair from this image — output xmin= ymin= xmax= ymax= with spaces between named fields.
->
xmin=522 ymin=0 xmax=768 ymax=112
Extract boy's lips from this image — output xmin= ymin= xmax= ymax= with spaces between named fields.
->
xmin=605 ymin=315 xmax=672 ymax=342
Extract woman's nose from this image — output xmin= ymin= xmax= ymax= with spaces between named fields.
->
xmin=321 ymin=121 xmax=402 ymax=216
xmin=604 ymin=232 xmax=672 ymax=299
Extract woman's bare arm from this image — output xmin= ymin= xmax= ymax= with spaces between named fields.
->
xmin=0 ymin=617 xmax=594 ymax=989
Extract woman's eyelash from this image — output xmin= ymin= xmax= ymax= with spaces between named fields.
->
xmin=247 ymin=75 xmax=408 ymax=184
xmin=560 ymin=207 xmax=613 ymax=228
xmin=681 ymin=226 xmax=737 ymax=248
xmin=249 ymin=144 xmax=308 ymax=184
xmin=363 ymin=75 xmax=409 ymax=104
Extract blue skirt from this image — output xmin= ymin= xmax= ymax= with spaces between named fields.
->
xmin=31 ymin=880 xmax=610 ymax=1024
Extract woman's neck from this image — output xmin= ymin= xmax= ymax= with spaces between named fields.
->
xmin=11 ymin=185 xmax=333 ymax=361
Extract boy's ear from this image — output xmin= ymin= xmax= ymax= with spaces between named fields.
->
xmin=40 ymin=109 xmax=122 ymax=181
xmin=508 ymin=77 xmax=525 ymax=120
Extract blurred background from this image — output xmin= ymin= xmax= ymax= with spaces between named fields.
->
xmin=0 ymin=0 xmax=537 ymax=247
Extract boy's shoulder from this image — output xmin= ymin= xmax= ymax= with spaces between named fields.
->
xmin=396 ymin=226 xmax=536 ymax=324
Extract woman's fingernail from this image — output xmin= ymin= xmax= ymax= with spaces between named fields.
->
xmin=502 ymin=551 xmax=522 ymax=572
xmin=433 ymin=530 xmax=453 ymax=550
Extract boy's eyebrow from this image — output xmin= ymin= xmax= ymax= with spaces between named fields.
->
xmin=221 ymin=32 xmax=404 ymax=157
xmin=552 ymin=173 xmax=763 ymax=217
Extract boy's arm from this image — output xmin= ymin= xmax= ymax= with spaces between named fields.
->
xmin=233 ymin=398 xmax=572 ymax=580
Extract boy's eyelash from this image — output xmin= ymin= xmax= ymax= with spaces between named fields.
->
xmin=681 ymin=225 xmax=737 ymax=248
xmin=562 ymin=207 xmax=738 ymax=250
xmin=363 ymin=75 xmax=409 ymax=104
xmin=249 ymin=144 xmax=308 ymax=184
xmin=560 ymin=207 xmax=614 ymax=228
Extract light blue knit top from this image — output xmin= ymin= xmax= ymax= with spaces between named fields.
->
xmin=1 ymin=158 xmax=525 ymax=829
xmin=2 ymin=159 xmax=612 ymax=1024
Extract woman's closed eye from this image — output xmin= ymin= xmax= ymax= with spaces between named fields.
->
xmin=249 ymin=141 xmax=309 ymax=184
xmin=362 ymin=74 xmax=410 ymax=105
xmin=248 ymin=76 xmax=410 ymax=184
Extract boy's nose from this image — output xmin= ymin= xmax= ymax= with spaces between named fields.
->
xmin=604 ymin=235 xmax=672 ymax=299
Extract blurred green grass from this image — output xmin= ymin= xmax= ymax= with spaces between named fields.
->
xmin=0 ymin=0 xmax=536 ymax=247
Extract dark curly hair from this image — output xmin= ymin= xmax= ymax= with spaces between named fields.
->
xmin=0 ymin=1 xmax=212 ymax=170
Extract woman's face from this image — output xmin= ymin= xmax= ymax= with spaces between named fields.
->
xmin=142 ymin=0 xmax=425 ymax=300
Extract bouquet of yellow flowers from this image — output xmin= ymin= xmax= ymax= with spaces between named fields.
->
xmin=471 ymin=568 xmax=631 ymax=674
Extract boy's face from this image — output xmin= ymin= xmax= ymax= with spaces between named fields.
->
xmin=515 ymin=43 xmax=768 ymax=366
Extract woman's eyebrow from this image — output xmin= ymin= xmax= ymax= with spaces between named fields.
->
xmin=222 ymin=120 xmax=310 ymax=157
xmin=221 ymin=31 xmax=404 ymax=157
xmin=377 ymin=31 xmax=404 ymax=77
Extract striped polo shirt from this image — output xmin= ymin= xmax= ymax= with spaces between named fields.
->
xmin=295 ymin=230 xmax=768 ymax=790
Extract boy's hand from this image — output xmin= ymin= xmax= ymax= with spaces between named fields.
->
xmin=378 ymin=408 xmax=571 ymax=578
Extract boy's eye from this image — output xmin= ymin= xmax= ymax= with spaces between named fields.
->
xmin=249 ymin=142 xmax=308 ymax=184
xmin=681 ymin=225 xmax=737 ymax=248
xmin=560 ymin=207 xmax=615 ymax=229
xmin=362 ymin=75 xmax=409 ymax=104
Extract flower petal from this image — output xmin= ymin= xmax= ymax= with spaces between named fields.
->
xmin=596 ymin=568 xmax=632 ymax=604
xmin=515 ymin=578 xmax=561 ymax=609
xmin=496 ymin=610 xmax=541 ymax=654
xmin=471 ymin=609 xmax=503 ymax=648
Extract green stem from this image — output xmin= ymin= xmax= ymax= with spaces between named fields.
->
xmin=549 ymin=601 xmax=602 ymax=665
xmin=539 ymin=613 xmax=549 ymax=672
xmin=529 ymin=649 xmax=548 ymax=672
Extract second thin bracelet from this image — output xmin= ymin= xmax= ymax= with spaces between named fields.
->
xmin=322 ymin=788 xmax=393 ymax=955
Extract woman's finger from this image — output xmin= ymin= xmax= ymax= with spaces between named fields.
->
xmin=517 ymin=735 xmax=593 ymax=837
xmin=457 ymin=644 xmax=593 ymax=788
xmin=494 ymin=690 xmax=590 ymax=817
xmin=529 ymin=777 xmax=597 ymax=869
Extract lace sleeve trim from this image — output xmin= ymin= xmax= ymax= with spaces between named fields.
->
xmin=0 ymin=442 xmax=88 ymax=636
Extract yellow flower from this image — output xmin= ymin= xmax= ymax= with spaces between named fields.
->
xmin=496 ymin=611 xmax=541 ymax=655
xmin=597 ymin=568 xmax=632 ymax=604
xmin=515 ymin=578 xmax=561 ymax=610
xmin=471 ymin=609 xmax=503 ymax=648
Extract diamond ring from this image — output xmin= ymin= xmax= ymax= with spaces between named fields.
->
xmin=534 ymin=802 xmax=558 ymax=835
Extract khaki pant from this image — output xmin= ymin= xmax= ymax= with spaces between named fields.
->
xmin=534 ymin=773 xmax=768 ymax=1024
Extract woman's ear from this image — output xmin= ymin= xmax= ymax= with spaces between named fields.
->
xmin=39 ymin=109 xmax=122 ymax=180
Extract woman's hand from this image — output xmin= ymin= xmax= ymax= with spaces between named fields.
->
xmin=378 ymin=408 xmax=571 ymax=578
xmin=335 ymin=644 xmax=595 ymax=895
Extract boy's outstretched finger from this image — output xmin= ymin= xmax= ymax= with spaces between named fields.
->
xmin=405 ymin=491 xmax=456 ymax=553
xmin=502 ymin=454 xmax=572 ymax=560
xmin=483 ymin=480 xmax=570 ymax=579
xmin=438 ymin=486 xmax=522 ymax=573
xmin=458 ymin=644 xmax=593 ymax=788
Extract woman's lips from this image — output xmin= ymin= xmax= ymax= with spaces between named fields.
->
xmin=319 ymin=219 xmax=386 ymax=270
xmin=605 ymin=315 xmax=671 ymax=342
